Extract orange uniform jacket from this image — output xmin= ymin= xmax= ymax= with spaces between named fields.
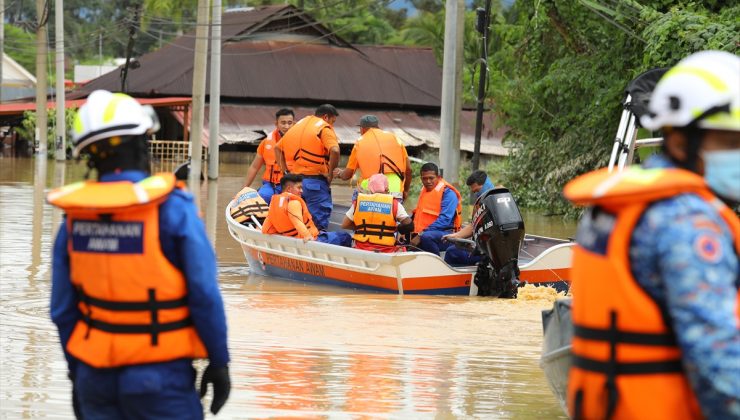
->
xmin=278 ymin=115 xmax=332 ymax=175
xmin=47 ymin=173 xmax=207 ymax=368
xmin=563 ymin=167 xmax=740 ymax=420
xmin=262 ymin=192 xmax=319 ymax=238
xmin=259 ymin=129 xmax=284 ymax=184
xmin=354 ymin=128 xmax=407 ymax=183
xmin=414 ymin=179 xmax=462 ymax=233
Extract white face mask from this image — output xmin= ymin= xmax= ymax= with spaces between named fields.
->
xmin=702 ymin=149 xmax=740 ymax=201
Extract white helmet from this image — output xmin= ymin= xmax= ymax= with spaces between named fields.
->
xmin=640 ymin=50 xmax=739 ymax=132
xmin=72 ymin=90 xmax=160 ymax=157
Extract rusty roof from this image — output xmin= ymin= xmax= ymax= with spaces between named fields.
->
xmin=200 ymin=104 xmax=508 ymax=156
xmin=75 ymin=5 xmax=442 ymax=110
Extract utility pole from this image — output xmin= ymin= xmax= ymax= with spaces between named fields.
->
xmin=1 ymin=0 xmax=5 ymax=101
xmin=471 ymin=0 xmax=491 ymax=171
xmin=120 ymin=4 xmax=140 ymax=93
xmin=54 ymin=0 xmax=65 ymax=161
xmin=439 ymin=0 xmax=464 ymax=184
xmin=35 ymin=0 xmax=48 ymax=155
xmin=188 ymin=0 xmax=210 ymax=194
xmin=207 ymin=0 xmax=221 ymax=179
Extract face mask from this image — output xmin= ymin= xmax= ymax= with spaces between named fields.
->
xmin=702 ymin=149 xmax=740 ymax=201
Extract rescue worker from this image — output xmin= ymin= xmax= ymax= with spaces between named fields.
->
xmin=49 ymin=90 xmax=230 ymax=418
xmin=443 ymin=171 xmax=500 ymax=266
xmin=275 ymin=104 xmax=340 ymax=231
xmin=263 ymin=173 xmax=351 ymax=246
xmin=341 ymin=174 xmax=414 ymax=253
xmin=410 ymin=162 xmax=462 ymax=255
xmin=243 ymin=108 xmax=295 ymax=203
xmin=564 ymin=51 xmax=739 ymax=419
xmin=333 ymin=115 xmax=412 ymax=202
xmin=466 ymin=170 xmax=495 ymax=199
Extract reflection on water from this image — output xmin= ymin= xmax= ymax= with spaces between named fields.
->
xmin=0 ymin=157 xmax=572 ymax=418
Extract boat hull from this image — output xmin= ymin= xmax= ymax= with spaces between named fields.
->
xmin=226 ymin=202 xmax=574 ymax=295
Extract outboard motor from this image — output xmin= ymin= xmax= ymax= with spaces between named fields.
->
xmin=471 ymin=187 xmax=525 ymax=298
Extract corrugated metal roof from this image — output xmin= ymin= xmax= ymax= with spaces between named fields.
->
xmin=75 ymin=5 xmax=442 ymax=109
xmin=206 ymin=105 xmax=509 ymax=156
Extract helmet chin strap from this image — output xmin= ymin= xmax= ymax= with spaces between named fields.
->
xmin=87 ymin=136 xmax=152 ymax=178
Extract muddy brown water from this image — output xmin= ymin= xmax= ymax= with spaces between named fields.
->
xmin=0 ymin=156 xmax=576 ymax=419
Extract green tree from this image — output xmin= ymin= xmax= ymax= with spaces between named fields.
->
xmin=3 ymin=24 xmax=37 ymax=74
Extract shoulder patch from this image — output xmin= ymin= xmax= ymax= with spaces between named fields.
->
xmin=694 ymin=233 xmax=722 ymax=263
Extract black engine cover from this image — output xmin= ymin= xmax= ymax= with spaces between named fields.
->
xmin=471 ymin=188 xmax=525 ymax=297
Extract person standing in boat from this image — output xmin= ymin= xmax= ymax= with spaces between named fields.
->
xmin=243 ymin=108 xmax=295 ymax=203
xmin=410 ymin=162 xmax=462 ymax=255
xmin=333 ymin=115 xmax=412 ymax=202
xmin=564 ymin=51 xmax=739 ymax=419
xmin=275 ymin=104 xmax=340 ymax=231
xmin=48 ymin=90 xmax=231 ymax=418
xmin=263 ymin=173 xmax=351 ymax=246
xmin=341 ymin=173 xmax=414 ymax=253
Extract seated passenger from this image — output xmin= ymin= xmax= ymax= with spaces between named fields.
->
xmin=442 ymin=224 xmax=481 ymax=266
xmin=229 ymin=186 xmax=269 ymax=228
xmin=410 ymin=162 xmax=462 ymax=255
xmin=466 ymin=170 xmax=496 ymax=199
xmin=341 ymin=174 xmax=414 ymax=253
xmin=262 ymin=174 xmax=351 ymax=246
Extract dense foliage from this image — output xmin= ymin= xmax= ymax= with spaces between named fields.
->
xmin=485 ymin=1 xmax=739 ymax=216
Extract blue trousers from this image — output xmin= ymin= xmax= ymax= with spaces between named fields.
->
xmin=74 ymin=360 xmax=203 ymax=419
xmin=317 ymin=231 xmax=352 ymax=247
xmin=444 ymin=246 xmax=482 ymax=266
xmin=302 ymin=177 xmax=332 ymax=231
xmin=257 ymin=181 xmax=281 ymax=204
xmin=418 ymin=230 xmax=453 ymax=255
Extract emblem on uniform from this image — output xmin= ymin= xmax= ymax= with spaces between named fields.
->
xmin=694 ymin=234 xmax=722 ymax=263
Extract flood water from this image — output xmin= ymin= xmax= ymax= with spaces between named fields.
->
xmin=0 ymin=156 xmax=576 ymax=419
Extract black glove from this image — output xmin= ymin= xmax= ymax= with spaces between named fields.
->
xmin=68 ymin=372 xmax=83 ymax=420
xmin=199 ymin=364 xmax=231 ymax=415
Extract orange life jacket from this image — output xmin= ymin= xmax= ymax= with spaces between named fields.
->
xmin=279 ymin=115 xmax=331 ymax=175
xmin=353 ymin=193 xmax=398 ymax=247
xmin=261 ymin=129 xmax=283 ymax=184
xmin=355 ymin=128 xmax=407 ymax=184
xmin=262 ymin=192 xmax=319 ymax=238
xmin=230 ymin=186 xmax=269 ymax=226
xmin=47 ymin=173 xmax=208 ymax=368
xmin=563 ymin=166 xmax=740 ymax=420
xmin=414 ymin=179 xmax=462 ymax=233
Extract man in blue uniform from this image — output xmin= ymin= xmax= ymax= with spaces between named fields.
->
xmin=568 ymin=51 xmax=739 ymax=418
xmin=466 ymin=170 xmax=495 ymax=199
xmin=49 ymin=90 xmax=230 ymax=419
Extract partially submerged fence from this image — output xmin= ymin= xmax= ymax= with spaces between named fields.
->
xmin=148 ymin=140 xmax=207 ymax=173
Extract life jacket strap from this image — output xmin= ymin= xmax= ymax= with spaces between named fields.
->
xmin=294 ymin=148 xmax=328 ymax=165
xmin=573 ymin=325 xmax=677 ymax=346
xmin=77 ymin=287 xmax=191 ymax=346
xmin=231 ymin=202 xmax=269 ymax=219
xmin=572 ymin=355 xmax=684 ymax=375
xmin=79 ymin=316 xmax=193 ymax=336
xmin=77 ymin=287 xmax=188 ymax=311
xmin=355 ymin=220 xmax=396 ymax=238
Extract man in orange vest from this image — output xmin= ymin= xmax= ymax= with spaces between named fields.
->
xmin=275 ymin=104 xmax=340 ymax=231
xmin=565 ymin=51 xmax=739 ymax=419
xmin=243 ymin=108 xmax=295 ymax=203
xmin=333 ymin=114 xmax=412 ymax=202
xmin=49 ymin=90 xmax=230 ymax=418
xmin=410 ymin=162 xmax=462 ymax=255
xmin=263 ymin=174 xmax=351 ymax=246
xmin=341 ymin=173 xmax=414 ymax=253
